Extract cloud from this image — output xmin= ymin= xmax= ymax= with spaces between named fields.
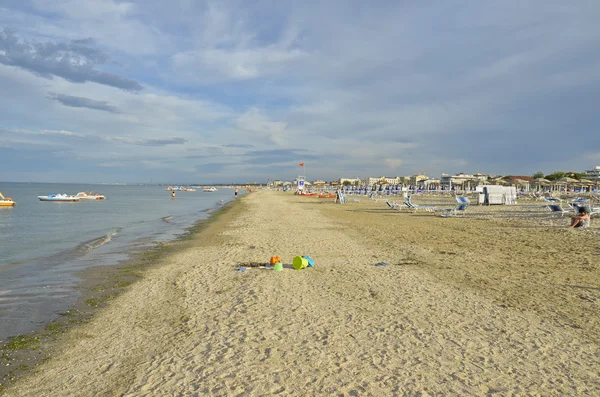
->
xmin=241 ymin=149 xmax=321 ymax=166
xmin=0 ymin=29 xmax=143 ymax=91
xmin=0 ymin=127 xmax=85 ymax=138
xmin=106 ymin=137 xmax=187 ymax=146
xmin=1 ymin=127 xmax=186 ymax=147
xmin=2 ymin=2 xmax=600 ymax=183
xmin=172 ymin=47 xmax=307 ymax=82
xmin=236 ymin=108 xmax=288 ymax=145
xmin=48 ymin=93 xmax=120 ymax=113
xmin=195 ymin=162 xmax=232 ymax=174
xmin=222 ymin=143 xmax=254 ymax=148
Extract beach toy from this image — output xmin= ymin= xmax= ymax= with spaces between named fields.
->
xmin=293 ymin=256 xmax=308 ymax=270
xmin=236 ymin=267 xmax=247 ymax=271
xmin=270 ymin=256 xmax=282 ymax=265
xmin=302 ymin=256 xmax=315 ymax=268
xmin=375 ymin=262 xmax=389 ymax=267
xmin=273 ymin=262 xmax=283 ymax=271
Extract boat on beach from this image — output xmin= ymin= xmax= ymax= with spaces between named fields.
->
xmin=75 ymin=191 xmax=106 ymax=200
xmin=0 ymin=192 xmax=15 ymax=206
xmin=38 ymin=194 xmax=80 ymax=202
xmin=203 ymin=187 xmax=218 ymax=192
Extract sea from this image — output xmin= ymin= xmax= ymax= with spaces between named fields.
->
xmin=0 ymin=182 xmax=240 ymax=341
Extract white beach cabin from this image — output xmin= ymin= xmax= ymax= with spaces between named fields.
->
xmin=477 ymin=185 xmax=517 ymax=205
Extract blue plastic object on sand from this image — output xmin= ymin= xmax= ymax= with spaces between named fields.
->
xmin=236 ymin=267 xmax=247 ymax=271
xmin=302 ymin=256 xmax=315 ymax=268
xmin=375 ymin=262 xmax=389 ymax=267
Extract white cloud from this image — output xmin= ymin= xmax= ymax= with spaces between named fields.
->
xmin=172 ymin=47 xmax=306 ymax=81
xmin=236 ymin=108 xmax=288 ymax=146
xmin=2 ymin=1 xmax=600 ymax=183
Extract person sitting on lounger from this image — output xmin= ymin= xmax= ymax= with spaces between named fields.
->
xmin=569 ymin=207 xmax=590 ymax=228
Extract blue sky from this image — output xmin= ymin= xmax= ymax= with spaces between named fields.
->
xmin=1 ymin=1 xmax=600 ymax=184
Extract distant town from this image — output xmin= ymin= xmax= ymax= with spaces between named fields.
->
xmin=266 ymin=165 xmax=600 ymax=189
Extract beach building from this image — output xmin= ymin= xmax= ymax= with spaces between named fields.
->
xmin=312 ymin=180 xmax=327 ymax=186
xmin=409 ymin=173 xmax=429 ymax=187
xmin=398 ymin=176 xmax=411 ymax=185
xmin=367 ymin=176 xmax=400 ymax=187
xmin=340 ymin=178 xmax=362 ymax=186
xmin=423 ymin=179 xmax=441 ymax=190
xmin=503 ymin=175 xmax=534 ymax=191
xmin=440 ymin=173 xmax=488 ymax=190
xmin=585 ymin=166 xmax=600 ymax=181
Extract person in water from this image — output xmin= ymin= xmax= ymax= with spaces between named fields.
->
xmin=234 ymin=187 xmax=238 ymax=197
xmin=171 ymin=191 xmax=176 ymax=199
xmin=569 ymin=207 xmax=589 ymax=228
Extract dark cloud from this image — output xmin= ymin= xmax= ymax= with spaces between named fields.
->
xmin=48 ymin=93 xmax=120 ymax=113
xmin=222 ymin=143 xmax=254 ymax=148
xmin=0 ymin=29 xmax=143 ymax=92
xmin=135 ymin=138 xmax=187 ymax=146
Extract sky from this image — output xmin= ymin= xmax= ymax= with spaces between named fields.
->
xmin=1 ymin=1 xmax=600 ymax=184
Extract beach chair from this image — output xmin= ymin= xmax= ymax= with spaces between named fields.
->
xmin=546 ymin=204 xmax=574 ymax=216
xmin=439 ymin=196 xmax=470 ymax=217
xmin=570 ymin=203 xmax=600 ymax=217
xmin=404 ymin=196 xmax=436 ymax=212
xmin=543 ymin=197 xmax=562 ymax=203
xmin=386 ymin=200 xmax=407 ymax=210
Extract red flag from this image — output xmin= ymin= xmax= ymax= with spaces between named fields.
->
xmin=299 ymin=163 xmax=304 ymax=167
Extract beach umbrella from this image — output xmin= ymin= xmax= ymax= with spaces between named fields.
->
xmin=578 ymin=178 xmax=595 ymax=185
xmin=490 ymin=178 xmax=508 ymax=185
xmin=508 ymin=178 xmax=528 ymax=186
xmin=554 ymin=177 xmax=579 ymax=184
xmin=532 ymin=178 xmax=551 ymax=185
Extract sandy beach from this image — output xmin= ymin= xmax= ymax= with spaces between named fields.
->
xmin=5 ymin=191 xmax=600 ymax=396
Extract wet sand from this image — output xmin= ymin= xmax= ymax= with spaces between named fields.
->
xmin=5 ymin=191 xmax=600 ymax=396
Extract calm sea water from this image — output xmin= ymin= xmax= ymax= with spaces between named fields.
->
xmin=0 ymin=182 xmax=241 ymax=341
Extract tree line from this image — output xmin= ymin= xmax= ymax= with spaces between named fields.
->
xmin=531 ymin=171 xmax=588 ymax=181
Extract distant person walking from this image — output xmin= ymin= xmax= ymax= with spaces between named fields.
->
xmin=234 ymin=187 xmax=238 ymax=198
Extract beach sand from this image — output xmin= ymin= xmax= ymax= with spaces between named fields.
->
xmin=5 ymin=191 xmax=600 ymax=396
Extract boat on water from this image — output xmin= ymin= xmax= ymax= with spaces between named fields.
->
xmin=75 ymin=191 xmax=106 ymax=200
xmin=38 ymin=194 xmax=80 ymax=202
xmin=165 ymin=186 xmax=189 ymax=191
xmin=0 ymin=192 xmax=15 ymax=207
xmin=203 ymin=187 xmax=218 ymax=192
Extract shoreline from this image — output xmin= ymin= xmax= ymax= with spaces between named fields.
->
xmin=3 ymin=191 xmax=599 ymax=395
xmin=0 ymin=198 xmax=241 ymax=393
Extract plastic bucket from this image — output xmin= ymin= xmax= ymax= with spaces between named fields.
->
xmin=292 ymin=256 xmax=308 ymax=270
xmin=273 ymin=262 xmax=283 ymax=271
xmin=302 ymin=256 xmax=315 ymax=268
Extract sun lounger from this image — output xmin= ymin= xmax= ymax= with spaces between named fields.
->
xmin=570 ymin=203 xmax=600 ymax=217
xmin=439 ymin=196 xmax=470 ymax=217
xmin=546 ymin=203 xmax=575 ymax=216
xmin=386 ymin=200 xmax=408 ymax=210
xmin=404 ymin=196 xmax=436 ymax=212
